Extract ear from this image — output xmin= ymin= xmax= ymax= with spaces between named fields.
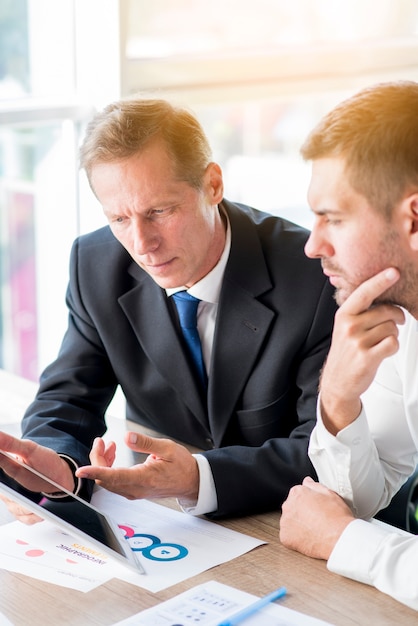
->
xmin=204 ymin=162 xmax=224 ymax=204
xmin=406 ymin=193 xmax=418 ymax=250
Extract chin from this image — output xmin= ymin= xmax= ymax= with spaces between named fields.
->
xmin=334 ymin=289 xmax=346 ymax=306
xmin=334 ymin=287 xmax=354 ymax=306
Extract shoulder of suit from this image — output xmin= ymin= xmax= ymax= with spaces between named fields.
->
xmin=222 ymin=198 xmax=310 ymax=237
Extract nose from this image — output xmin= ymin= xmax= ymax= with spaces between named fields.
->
xmin=133 ymin=221 xmax=159 ymax=256
xmin=304 ymin=225 xmax=333 ymax=259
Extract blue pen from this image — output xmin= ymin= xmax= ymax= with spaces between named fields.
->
xmin=217 ymin=586 xmax=287 ymax=626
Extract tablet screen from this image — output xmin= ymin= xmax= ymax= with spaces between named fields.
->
xmin=0 ymin=450 xmax=145 ymax=574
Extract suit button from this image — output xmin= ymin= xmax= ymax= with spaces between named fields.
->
xmin=205 ymin=437 xmax=214 ymax=448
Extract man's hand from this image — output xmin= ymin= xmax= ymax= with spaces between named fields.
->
xmin=0 ymin=431 xmax=75 ymax=493
xmin=0 ymin=494 xmax=43 ymax=525
xmin=76 ymin=432 xmax=200 ymax=502
xmin=280 ymin=477 xmax=354 ymax=560
xmin=0 ymin=431 xmax=75 ymax=523
xmin=320 ymin=267 xmax=405 ymax=434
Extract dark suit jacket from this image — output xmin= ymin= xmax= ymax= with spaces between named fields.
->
xmin=21 ymin=199 xmax=337 ymax=517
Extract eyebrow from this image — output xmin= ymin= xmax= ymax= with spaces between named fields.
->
xmin=311 ymin=207 xmax=343 ymax=216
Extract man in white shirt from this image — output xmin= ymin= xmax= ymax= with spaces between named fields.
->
xmin=279 ymin=80 xmax=418 ymax=610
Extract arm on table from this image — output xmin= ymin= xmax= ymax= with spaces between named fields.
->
xmin=280 ymin=476 xmax=418 ymax=611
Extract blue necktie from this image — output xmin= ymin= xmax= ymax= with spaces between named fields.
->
xmin=172 ymin=291 xmax=207 ymax=389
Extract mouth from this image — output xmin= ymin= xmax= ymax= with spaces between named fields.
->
xmin=322 ymin=269 xmax=337 ymax=279
xmin=143 ymin=258 xmax=175 ymax=272
xmin=321 ymin=268 xmax=343 ymax=288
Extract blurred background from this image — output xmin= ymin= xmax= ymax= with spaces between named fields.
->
xmin=1 ymin=0 xmax=417 ymax=384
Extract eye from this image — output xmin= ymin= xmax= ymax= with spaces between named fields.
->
xmin=148 ymin=206 xmax=176 ymax=219
xmin=315 ymin=212 xmax=341 ymax=227
xmin=106 ymin=214 xmax=127 ymax=226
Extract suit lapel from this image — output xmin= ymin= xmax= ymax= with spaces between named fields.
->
xmin=208 ymin=201 xmax=275 ymax=444
xmin=118 ymin=269 xmax=208 ymax=429
xmin=116 ymin=201 xmax=277 ymax=445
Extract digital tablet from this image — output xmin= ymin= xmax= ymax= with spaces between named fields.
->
xmin=0 ymin=450 xmax=145 ymax=574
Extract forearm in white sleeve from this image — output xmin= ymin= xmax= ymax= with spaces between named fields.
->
xmin=177 ymin=453 xmax=218 ymax=516
xmin=328 ymin=519 xmax=418 ymax=611
xmin=309 ymin=397 xmax=384 ymax=517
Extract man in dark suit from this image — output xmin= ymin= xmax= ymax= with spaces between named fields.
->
xmin=0 ymin=98 xmax=336 ymax=519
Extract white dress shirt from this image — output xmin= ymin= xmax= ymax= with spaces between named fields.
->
xmin=167 ymin=212 xmax=231 ymax=516
xmin=309 ymin=309 xmax=418 ymax=609
xmin=309 ymin=309 xmax=418 ymax=519
xmin=328 ymin=519 xmax=418 ymax=610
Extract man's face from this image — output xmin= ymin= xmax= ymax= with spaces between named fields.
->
xmin=90 ymin=140 xmax=225 ymax=289
xmin=304 ymin=157 xmax=416 ymax=308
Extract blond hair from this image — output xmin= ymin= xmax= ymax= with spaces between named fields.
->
xmin=301 ymin=81 xmax=418 ymax=217
xmin=80 ymin=98 xmax=212 ymax=190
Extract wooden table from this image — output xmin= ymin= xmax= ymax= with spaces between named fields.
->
xmin=0 ymin=369 xmax=415 ymax=626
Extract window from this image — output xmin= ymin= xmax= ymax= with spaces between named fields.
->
xmin=0 ymin=0 xmax=112 ymax=379
xmin=122 ymin=0 xmax=418 ymax=225
xmin=1 ymin=0 xmax=418 ymax=382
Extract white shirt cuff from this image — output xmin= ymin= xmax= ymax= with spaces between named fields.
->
xmin=178 ymin=453 xmax=218 ymax=516
xmin=309 ymin=396 xmax=375 ymax=505
xmin=310 ymin=395 xmax=372 ymax=455
xmin=328 ymin=519 xmax=380 ymax=585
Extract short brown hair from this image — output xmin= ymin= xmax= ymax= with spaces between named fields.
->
xmin=80 ymin=97 xmax=212 ymax=190
xmin=301 ymin=81 xmax=418 ymax=217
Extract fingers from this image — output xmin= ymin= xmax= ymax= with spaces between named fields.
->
xmin=280 ymin=481 xmax=353 ymax=560
xmin=76 ymin=435 xmax=199 ymax=502
xmin=334 ymin=267 xmax=405 ymax=356
xmin=287 ymin=477 xmax=330 ymax=499
xmin=89 ymin=438 xmax=116 ymax=467
xmin=0 ymin=494 xmax=43 ymax=525
xmin=341 ymin=267 xmax=401 ymax=315
xmin=284 ymin=478 xmax=336 ymax=506
xmin=76 ymin=432 xmax=164 ymax=487
xmin=0 ymin=431 xmax=37 ymax=459
xmin=302 ymin=476 xmax=316 ymax=487
xmin=0 ymin=434 xmax=74 ymax=493
xmin=319 ymin=269 xmax=405 ymax=435
xmin=9 ymin=504 xmax=44 ymax=525
xmin=76 ymin=464 xmax=122 ymax=486
xmin=333 ymin=307 xmax=404 ymax=356
xmin=302 ymin=476 xmax=332 ymax=495
xmin=89 ymin=437 xmax=106 ymax=460
xmin=75 ymin=464 xmax=150 ymax=500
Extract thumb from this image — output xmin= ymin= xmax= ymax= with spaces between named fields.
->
xmin=124 ymin=431 xmax=170 ymax=458
xmin=303 ymin=477 xmax=332 ymax=495
xmin=302 ymin=476 xmax=316 ymax=487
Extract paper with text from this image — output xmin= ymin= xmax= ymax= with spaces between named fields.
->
xmin=91 ymin=488 xmax=265 ymax=592
xmin=112 ymin=580 xmax=335 ymax=626
xmin=0 ymin=489 xmax=265 ymax=593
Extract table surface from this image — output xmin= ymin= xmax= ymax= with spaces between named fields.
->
xmin=0 ymin=369 xmax=415 ymax=626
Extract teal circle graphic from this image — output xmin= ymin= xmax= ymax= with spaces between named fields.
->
xmin=142 ymin=543 xmax=188 ymax=561
xmin=126 ymin=533 xmax=161 ymax=552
